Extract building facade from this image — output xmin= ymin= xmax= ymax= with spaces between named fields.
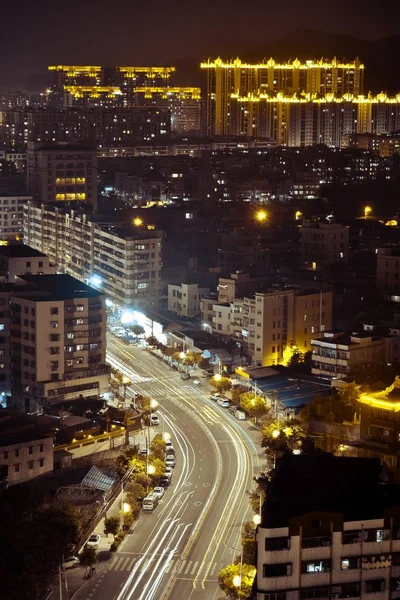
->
xmin=300 ymin=222 xmax=349 ymax=269
xmin=24 ymin=203 xmax=163 ymax=310
xmin=311 ymin=332 xmax=385 ymax=379
xmin=9 ymin=274 xmax=109 ymax=414
xmin=377 ymin=248 xmax=400 ymax=296
xmin=0 ymin=195 xmax=30 ymax=241
xmin=0 ymin=411 xmax=54 ymax=485
xmin=27 ymin=142 xmax=97 ymax=209
xmin=256 ymin=454 xmax=400 ymax=600
xmin=168 ymin=282 xmax=210 ymax=318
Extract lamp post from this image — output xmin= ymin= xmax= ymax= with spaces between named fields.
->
xmin=232 ymin=547 xmax=244 ymax=595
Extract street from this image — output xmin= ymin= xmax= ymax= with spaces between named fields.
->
xmin=75 ymin=336 xmax=263 ymax=600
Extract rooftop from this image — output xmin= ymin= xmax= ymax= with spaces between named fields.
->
xmin=15 ymin=274 xmax=103 ymax=301
xmin=0 ymin=410 xmax=54 ymax=446
xmin=0 ymin=244 xmax=47 ymax=259
xmin=262 ymin=455 xmax=399 ymax=528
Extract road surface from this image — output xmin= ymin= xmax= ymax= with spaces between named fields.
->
xmin=76 ymin=336 xmax=262 ymax=600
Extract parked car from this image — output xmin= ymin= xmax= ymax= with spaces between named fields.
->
xmin=139 ymin=446 xmax=148 ymax=456
xmin=217 ymin=397 xmax=230 ymax=408
xmin=192 ymin=377 xmax=201 ymax=385
xmin=152 ymin=486 xmax=165 ymax=499
xmin=164 ymin=465 xmax=173 ymax=476
xmin=180 ymin=372 xmax=190 ymax=380
xmin=210 ymin=393 xmax=220 ymax=401
xmin=234 ymin=410 xmax=246 ymax=420
xmin=86 ymin=534 xmax=100 ymax=549
xmin=150 ymin=414 xmax=159 ymax=426
xmin=165 ymin=439 xmax=174 ymax=450
xmin=62 ymin=556 xmax=80 ymax=569
xmin=159 ymin=476 xmax=171 ymax=487
xmin=165 ymin=455 xmax=176 ymax=468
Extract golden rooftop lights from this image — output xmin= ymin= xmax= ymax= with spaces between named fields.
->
xmin=118 ymin=66 xmax=175 ymax=77
xmin=134 ymin=87 xmax=201 ymax=99
xmin=64 ymin=86 xmax=122 ymax=98
xmin=201 ymin=57 xmax=364 ymax=70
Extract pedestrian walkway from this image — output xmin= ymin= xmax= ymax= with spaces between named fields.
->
xmin=105 ymin=554 xmax=221 ymax=578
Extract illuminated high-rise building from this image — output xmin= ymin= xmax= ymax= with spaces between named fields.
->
xmin=201 ymin=57 xmax=365 ymax=135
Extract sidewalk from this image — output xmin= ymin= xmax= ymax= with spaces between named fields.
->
xmin=52 ymin=491 xmax=124 ymax=600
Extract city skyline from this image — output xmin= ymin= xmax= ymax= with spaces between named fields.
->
xmin=1 ymin=0 xmax=398 ymax=90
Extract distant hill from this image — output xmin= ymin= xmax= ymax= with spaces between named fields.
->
xmin=172 ymin=29 xmax=400 ymax=94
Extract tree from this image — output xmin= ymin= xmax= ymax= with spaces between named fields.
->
xmin=163 ymin=346 xmax=176 ymax=358
xmin=242 ymin=537 xmax=257 ymax=566
xmin=147 ymin=336 xmax=159 ymax=347
xmin=300 ymin=394 xmax=346 ymax=423
xmin=261 ymin=419 xmax=305 ymax=460
xmin=140 ymin=396 xmax=152 ymax=415
xmin=126 ymin=482 xmax=146 ymax=503
xmin=218 ymin=563 xmax=256 ymax=599
xmin=232 ymin=384 xmax=248 ymax=405
xmin=198 ymin=357 xmax=211 ymax=370
xmin=149 ymin=434 xmax=166 ymax=460
xmin=130 ymin=324 xmax=144 ymax=336
xmin=210 ymin=375 xmax=232 ymax=394
xmin=338 ymin=382 xmax=361 ymax=417
xmin=104 ymin=516 xmax=120 ymax=538
xmin=239 ymin=392 xmax=269 ymax=420
xmin=80 ymin=545 xmax=97 ymax=568
xmin=148 ymin=457 xmax=166 ymax=480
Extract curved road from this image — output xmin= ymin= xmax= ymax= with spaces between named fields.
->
xmin=77 ymin=336 xmax=262 ymax=600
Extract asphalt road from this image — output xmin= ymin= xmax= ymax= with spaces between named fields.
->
xmin=77 ymin=336 xmax=262 ymax=600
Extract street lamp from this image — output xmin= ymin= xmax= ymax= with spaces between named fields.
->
xmin=253 ymin=513 xmax=262 ymax=525
xmin=232 ymin=547 xmax=244 ymax=593
xmin=364 ymin=205 xmax=372 ymax=219
xmin=255 ymin=209 xmax=268 ymax=223
xmin=214 ymin=373 xmax=222 ymax=382
xmin=272 ymin=429 xmax=280 ymax=438
xmin=133 ymin=217 xmax=143 ymax=227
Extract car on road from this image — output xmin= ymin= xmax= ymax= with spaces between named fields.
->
xmin=86 ymin=534 xmax=100 ymax=549
xmin=165 ymin=439 xmax=173 ymax=450
xmin=164 ymin=465 xmax=173 ymax=475
xmin=159 ymin=476 xmax=171 ymax=487
xmin=234 ymin=410 xmax=246 ymax=420
xmin=217 ymin=397 xmax=230 ymax=408
xmin=210 ymin=393 xmax=220 ymax=401
xmin=180 ymin=372 xmax=190 ymax=380
xmin=150 ymin=414 xmax=159 ymax=426
xmin=62 ymin=556 xmax=80 ymax=569
xmin=192 ymin=377 xmax=200 ymax=385
xmin=165 ymin=455 xmax=176 ymax=468
xmin=142 ymin=494 xmax=159 ymax=511
xmin=152 ymin=486 xmax=165 ymax=499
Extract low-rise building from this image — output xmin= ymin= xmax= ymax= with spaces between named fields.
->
xmin=0 ymin=244 xmax=55 ymax=282
xmin=168 ymin=282 xmax=210 ymax=318
xmin=256 ymin=454 xmax=400 ymax=600
xmin=0 ymin=410 xmax=54 ymax=485
xmin=377 ymin=247 xmax=400 ymax=296
xmin=311 ymin=331 xmax=385 ymax=379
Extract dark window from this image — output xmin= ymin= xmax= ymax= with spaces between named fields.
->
xmin=14 ymin=464 xmax=20 ymax=473
xmin=265 ymin=537 xmax=290 ymax=551
xmin=265 ymin=594 xmax=286 ymax=600
xmin=51 ymin=307 xmax=58 ymax=315
xmin=300 ymin=588 xmax=329 ymax=599
xmin=302 ymin=536 xmax=331 ymax=548
xmin=342 ymin=530 xmax=361 ymax=544
xmin=39 ymin=458 xmax=44 ymax=467
xmin=39 ymin=444 xmax=44 ymax=452
xmin=365 ymin=580 xmax=384 ymax=593
xmin=340 ymin=583 xmax=360 ymax=598
xmin=28 ymin=461 xmax=33 ymax=469
xmin=26 ymin=262 xmax=31 ymax=268
xmin=28 ymin=446 xmax=33 ymax=455
xmin=14 ymin=449 xmax=19 ymax=457
xmin=263 ymin=563 xmax=292 ymax=577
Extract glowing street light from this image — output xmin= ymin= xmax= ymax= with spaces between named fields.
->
xmin=233 ymin=575 xmax=242 ymax=588
xmin=163 ymin=432 xmax=171 ymax=441
xmin=255 ymin=209 xmax=268 ymax=223
xmin=295 ymin=210 xmax=303 ymax=220
xmin=364 ymin=205 xmax=372 ymax=219
xmin=147 ymin=464 xmax=156 ymax=475
xmin=272 ymin=429 xmax=280 ymax=438
xmin=253 ymin=513 xmax=262 ymax=525
xmin=214 ymin=373 xmax=222 ymax=381
xmin=150 ymin=399 xmax=158 ymax=410
xmin=133 ymin=217 xmax=143 ymax=227
xmin=123 ymin=502 xmax=131 ymax=513
xmin=179 ymin=351 xmax=186 ymax=360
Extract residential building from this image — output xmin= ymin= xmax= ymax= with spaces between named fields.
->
xmin=217 ymin=271 xmax=271 ymax=303
xmin=0 ymin=410 xmax=54 ymax=485
xmin=201 ymin=57 xmax=364 ymax=135
xmin=256 ymin=454 xmax=400 ymax=600
xmin=300 ymin=222 xmax=349 ymax=269
xmin=168 ymin=282 xmax=210 ymax=318
xmin=24 ymin=203 xmax=163 ymax=310
xmin=0 ymin=244 xmax=55 ymax=282
xmin=377 ymin=247 xmax=400 ymax=296
xmin=311 ymin=331 xmax=385 ymax=379
xmin=9 ymin=273 xmax=110 ymax=414
xmin=27 ymin=141 xmax=97 ymax=209
xmin=0 ymin=195 xmax=30 ymax=241
xmin=202 ymin=286 xmax=332 ymax=366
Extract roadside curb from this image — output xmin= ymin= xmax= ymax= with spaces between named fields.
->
xmin=70 ymin=563 xmax=110 ymax=600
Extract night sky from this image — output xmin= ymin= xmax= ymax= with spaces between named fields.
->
xmin=0 ymin=0 xmax=398 ymax=86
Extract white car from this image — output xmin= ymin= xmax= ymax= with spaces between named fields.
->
xmin=152 ymin=486 xmax=165 ymax=499
xmin=217 ymin=397 xmax=230 ymax=408
xmin=165 ymin=439 xmax=173 ymax=449
xmin=63 ymin=556 xmax=80 ymax=569
xmin=150 ymin=414 xmax=159 ymax=426
xmin=165 ymin=455 xmax=176 ymax=468
xmin=164 ymin=465 xmax=173 ymax=476
xmin=86 ymin=534 xmax=100 ymax=549
xmin=210 ymin=393 xmax=220 ymax=401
